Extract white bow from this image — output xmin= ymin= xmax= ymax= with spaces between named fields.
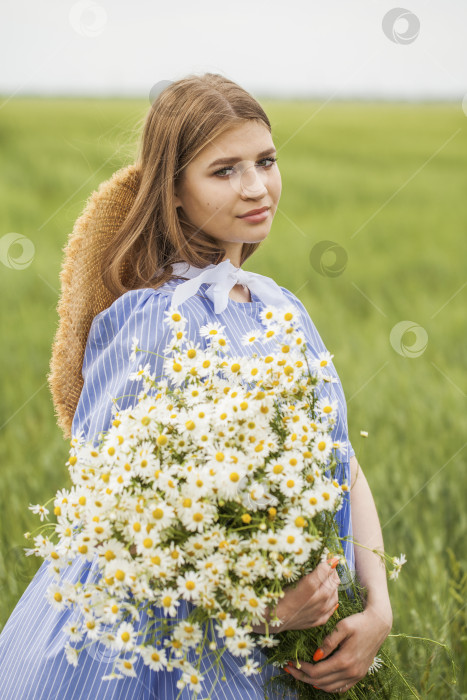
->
xmin=168 ymin=258 xmax=289 ymax=314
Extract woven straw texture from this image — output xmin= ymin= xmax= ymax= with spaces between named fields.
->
xmin=47 ymin=163 xmax=141 ymax=441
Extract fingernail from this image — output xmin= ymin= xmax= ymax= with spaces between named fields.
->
xmin=313 ymin=647 xmax=324 ymax=662
xmin=287 ymin=661 xmax=295 ymax=667
xmin=313 ymin=686 xmax=320 ymax=689
xmin=284 ymin=667 xmax=291 ymax=674
xmin=328 ymin=557 xmax=340 ymax=569
xmin=334 ymin=603 xmax=340 ymax=611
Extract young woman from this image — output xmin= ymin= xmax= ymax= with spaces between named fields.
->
xmin=0 ymin=73 xmax=393 ymax=698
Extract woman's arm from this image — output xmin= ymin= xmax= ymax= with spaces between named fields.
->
xmin=250 ymin=456 xmax=393 ymax=637
xmin=283 ymin=457 xmax=394 ymax=692
xmin=349 ymin=455 xmax=393 ymax=627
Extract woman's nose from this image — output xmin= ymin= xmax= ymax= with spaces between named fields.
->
xmin=237 ymin=163 xmax=269 ymax=198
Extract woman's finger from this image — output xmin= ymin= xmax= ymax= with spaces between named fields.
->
xmin=286 ymin=662 xmax=357 ymax=692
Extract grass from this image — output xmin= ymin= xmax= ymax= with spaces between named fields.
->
xmin=0 ymin=97 xmax=466 ymax=697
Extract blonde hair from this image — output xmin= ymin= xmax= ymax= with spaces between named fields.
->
xmin=101 ymin=72 xmax=272 ymax=297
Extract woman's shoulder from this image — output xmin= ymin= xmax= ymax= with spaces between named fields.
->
xmin=92 ymin=286 xmax=170 ymax=324
xmin=84 ymin=282 xmax=209 ymax=367
xmin=90 ymin=281 xmax=203 ymax=336
xmin=275 ymin=284 xmax=328 ymax=352
xmin=276 ymin=284 xmax=311 ymax=318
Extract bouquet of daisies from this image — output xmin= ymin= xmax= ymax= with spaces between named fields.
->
xmin=27 ymin=303 xmax=413 ymax=699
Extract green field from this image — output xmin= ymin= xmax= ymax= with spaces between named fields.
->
xmin=0 ymin=98 xmax=465 ymax=697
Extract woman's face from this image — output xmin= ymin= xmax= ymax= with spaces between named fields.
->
xmin=174 ymin=120 xmax=281 ymax=266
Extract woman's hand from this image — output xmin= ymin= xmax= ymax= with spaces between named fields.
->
xmin=251 ymin=558 xmax=341 ymax=634
xmin=284 ymin=603 xmax=393 ymax=693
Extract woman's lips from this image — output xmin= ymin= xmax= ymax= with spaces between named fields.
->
xmin=237 ymin=209 xmax=270 ymax=223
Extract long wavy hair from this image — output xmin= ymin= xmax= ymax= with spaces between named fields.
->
xmin=101 ymin=72 xmax=272 ymax=297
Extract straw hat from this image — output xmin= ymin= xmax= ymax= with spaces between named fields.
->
xmin=47 ymin=162 xmax=141 ymax=441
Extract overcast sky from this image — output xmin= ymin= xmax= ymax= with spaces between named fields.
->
xmin=1 ymin=0 xmax=466 ymax=101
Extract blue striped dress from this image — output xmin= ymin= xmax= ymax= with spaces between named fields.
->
xmin=0 ymin=276 xmax=356 ymax=699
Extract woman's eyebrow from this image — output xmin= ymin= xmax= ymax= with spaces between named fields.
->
xmin=208 ymin=147 xmax=277 ymax=168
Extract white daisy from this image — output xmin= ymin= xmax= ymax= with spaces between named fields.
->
xmin=128 ymin=361 xmax=152 ymax=382
xmin=389 ymin=552 xmax=407 ymax=580
xmin=176 ymin=571 xmax=204 ymax=603
xmin=241 ymin=659 xmax=261 ymax=675
xmin=172 ymin=620 xmax=204 ymax=649
xmin=316 ymin=396 xmax=338 ymax=421
xmin=102 ymin=672 xmax=124 ymax=681
xmin=147 ymin=501 xmax=177 ymax=532
xmin=63 ymin=621 xmax=84 ymax=643
xmin=256 ymin=635 xmax=280 ymax=649
xmin=64 ymin=642 xmax=79 ymax=667
xmin=28 ymin=503 xmax=49 ymax=521
xmin=177 ymin=498 xmax=217 ymax=533
xmin=116 ymin=655 xmax=138 ymax=677
xmin=225 ymin=630 xmax=256 ymax=657
xmin=140 ymin=644 xmax=168 ymax=671
xmin=45 ymin=583 xmax=68 ymax=611
xmin=240 ymin=330 xmax=263 ymax=347
xmin=181 ymin=667 xmax=205 ymax=692
xmin=277 ymin=471 xmax=304 ymax=499
xmin=368 ymin=655 xmax=384 ymax=674
xmin=115 ymin=621 xmax=137 ymax=651
xmin=311 ymin=432 xmax=334 ymax=463
xmin=309 ymin=350 xmax=334 ymax=373
xmin=393 ymin=553 xmax=407 ymax=567
xmin=129 ymin=335 xmax=140 ymax=362
xmin=158 ymin=587 xmax=181 ymax=617
xmin=83 ymin=616 xmax=103 ymax=642
xmin=198 ymin=321 xmax=226 ymax=340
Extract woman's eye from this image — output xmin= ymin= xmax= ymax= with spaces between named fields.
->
xmin=214 ymin=156 xmax=278 ymax=178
